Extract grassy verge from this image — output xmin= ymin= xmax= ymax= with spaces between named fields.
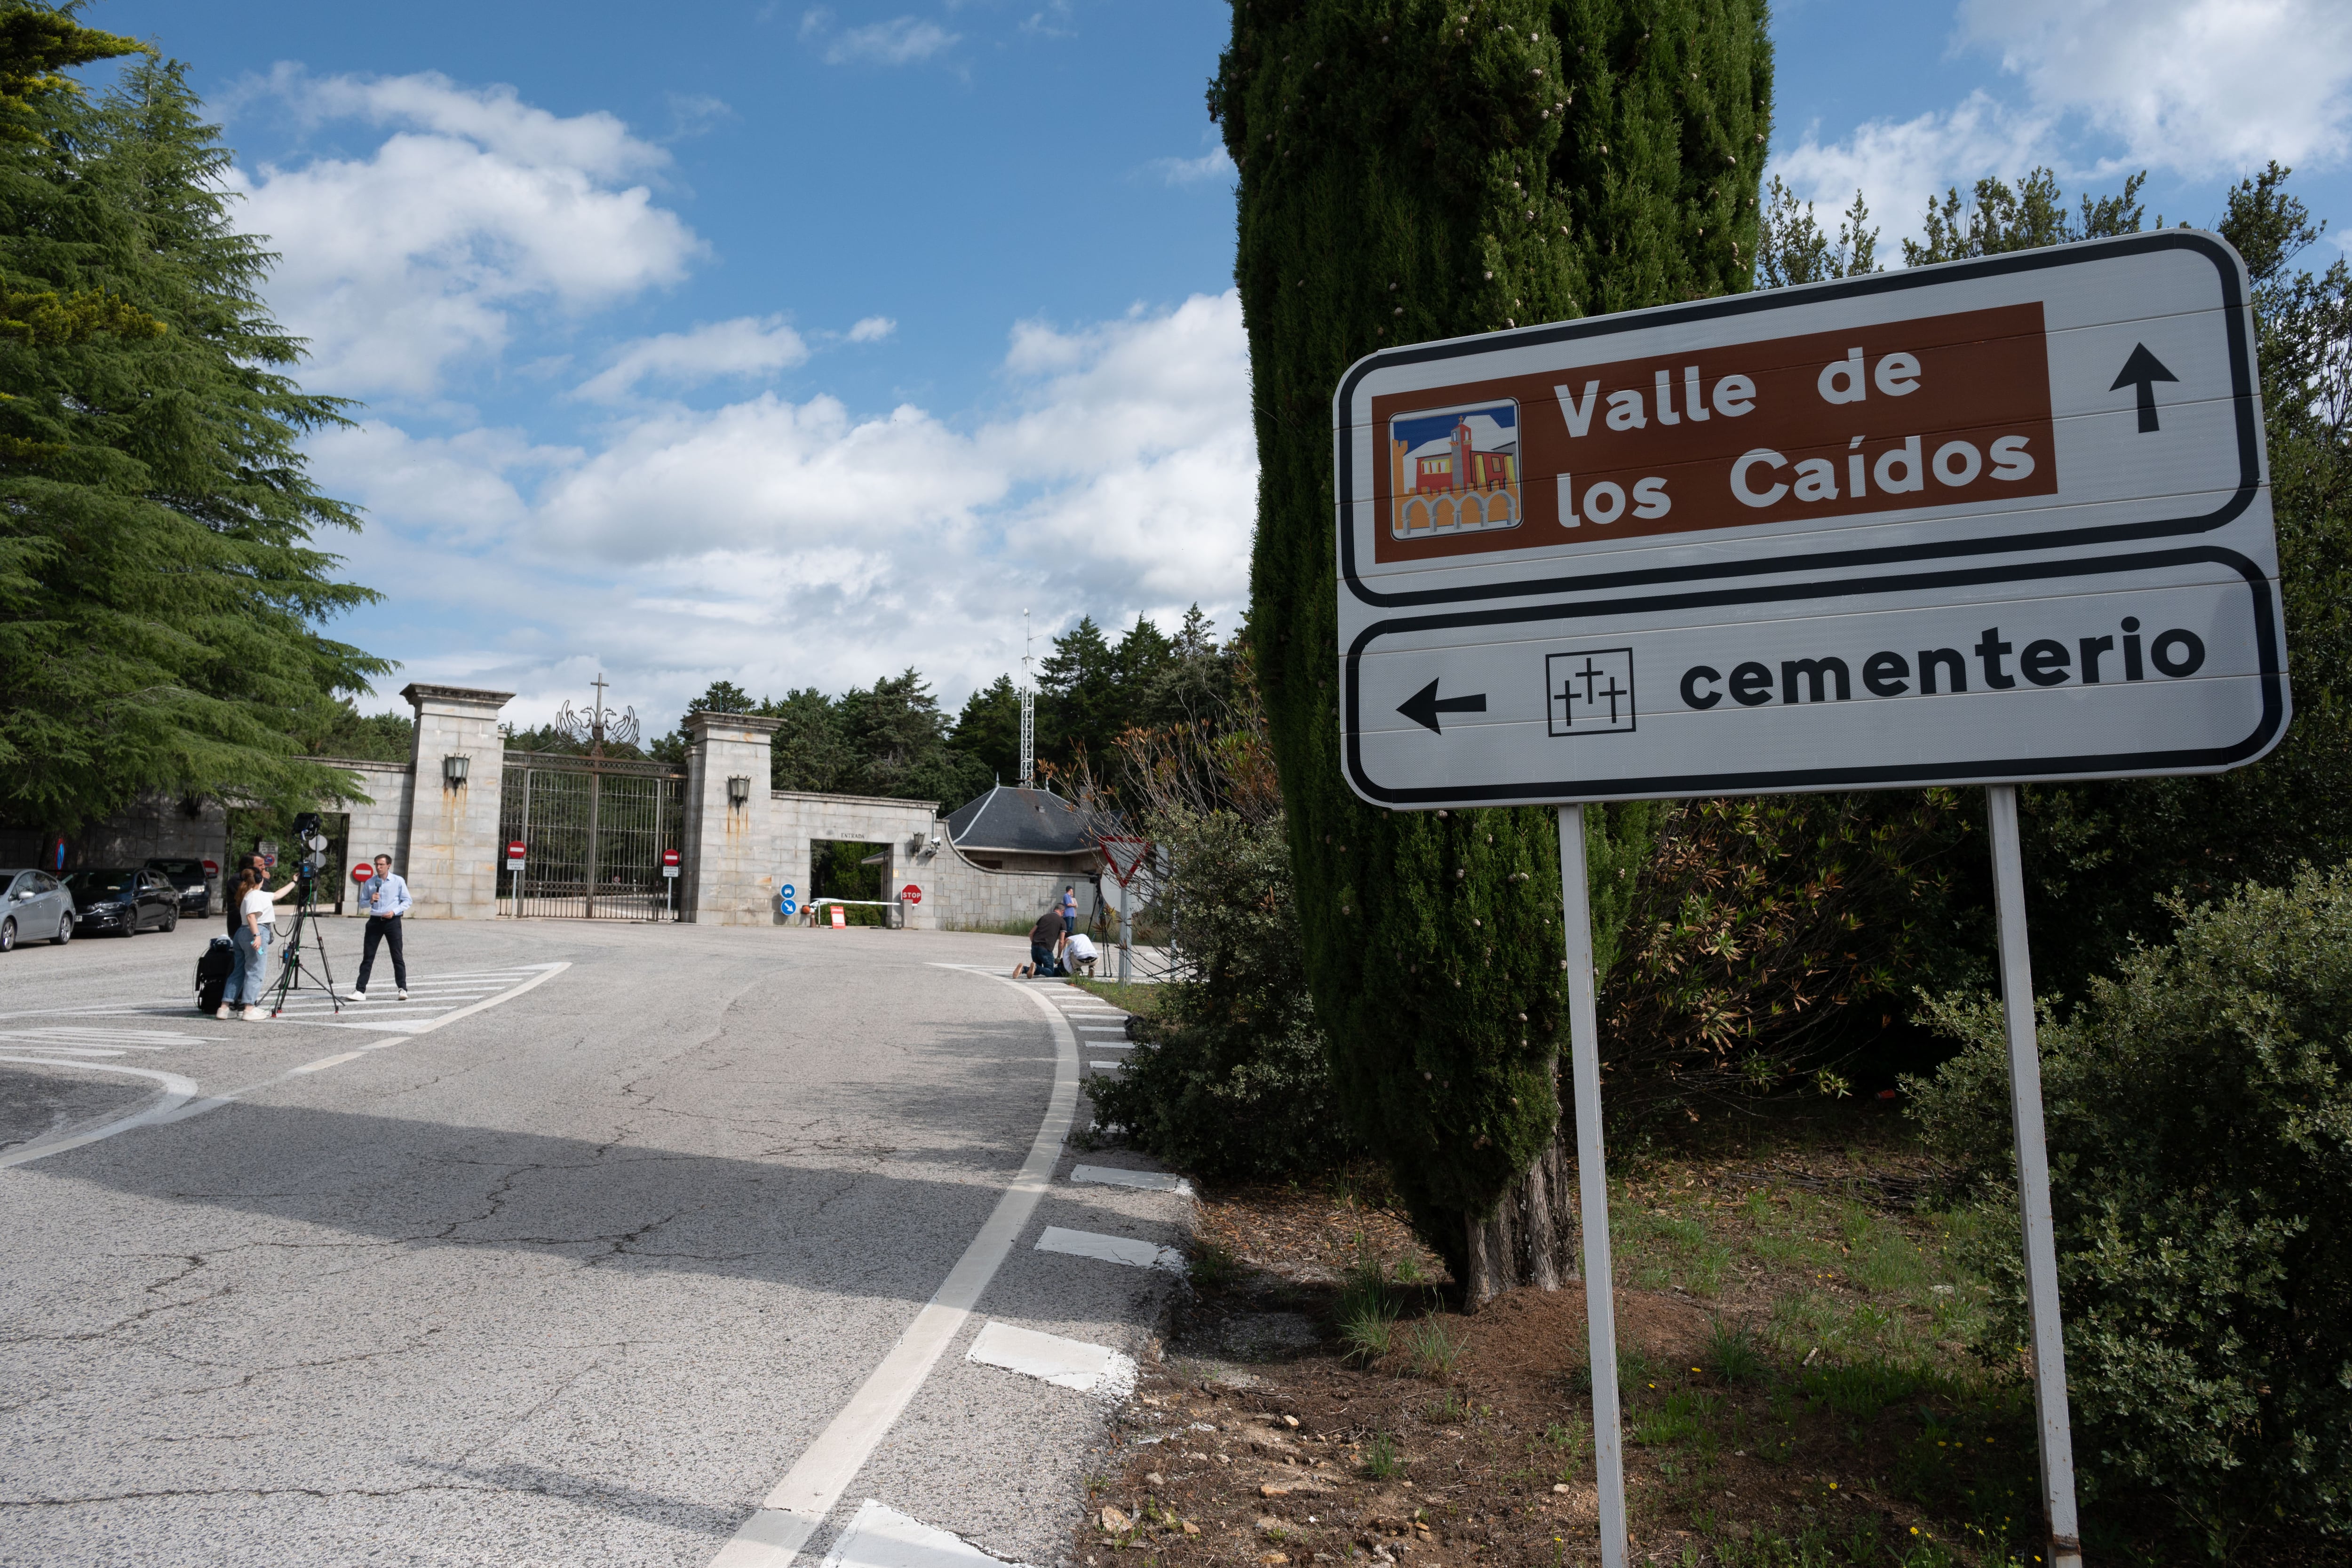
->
xmin=1079 ymin=1101 xmax=2305 ymax=1566
xmin=1072 ymin=977 xmax=1163 ymax=1016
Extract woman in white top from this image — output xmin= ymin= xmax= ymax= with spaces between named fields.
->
xmin=224 ymin=870 xmax=279 ymax=1020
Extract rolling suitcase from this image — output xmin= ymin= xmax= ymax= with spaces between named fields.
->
xmin=196 ymin=935 xmax=234 ymax=1013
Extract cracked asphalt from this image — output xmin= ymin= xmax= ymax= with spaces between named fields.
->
xmin=0 ymin=919 xmax=1184 ymax=1567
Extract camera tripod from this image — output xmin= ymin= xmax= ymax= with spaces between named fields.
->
xmin=267 ymin=870 xmax=344 ymax=1017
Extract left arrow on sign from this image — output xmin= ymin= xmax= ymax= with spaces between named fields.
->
xmin=1398 ymin=678 xmax=1489 ymax=735
xmin=2110 ymin=342 xmax=2179 ymax=433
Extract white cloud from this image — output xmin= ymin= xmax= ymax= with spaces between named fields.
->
xmin=1769 ymin=90 xmax=2053 ymax=251
xmin=338 ymin=292 xmax=1255 ymax=721
xmin=1958 ymin=0 xmax=2352 ymax=176
xmin=1149 ymin=147 xmax=1236 ymax=187
xmin=847 ymin=316 xmax=898 ymax=343
xmin=230 ymin=69 xmax=701 ymax=397
xmin=822 ymin=16 xmax=959 ymax=66
xmin=573 ymin=316 xmax=812 ymax=403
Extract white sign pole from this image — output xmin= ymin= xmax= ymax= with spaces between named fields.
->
xmin=1556 ymin=803 xmax=1627 ymax=1568
xmin=1984 ymin=784 xmax=2084 ymax=1568
xmin=1117 ymin=885 xmax=1132 ymax=985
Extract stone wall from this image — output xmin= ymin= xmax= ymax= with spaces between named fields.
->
xmin=927 ymin=834 xmax=1087 ymax=931
xmin=330 ymin=759 xmax=416 ymax=919
xmin=683 ymin=712 xmax=786 ymax=927
xmin=57 ymin=793 xmax=229 ymax=870
xmin=401 ymin=685 xmax=512 ymax=921
xmin=769 ymin=789 xmax=940 ymax=928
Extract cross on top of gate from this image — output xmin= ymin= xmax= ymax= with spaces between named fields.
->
xmin=554 ymin=671 xmax=641 ymax=757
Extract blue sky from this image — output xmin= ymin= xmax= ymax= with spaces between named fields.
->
xmin=80 ymin=0 xmax=2352 ymax=729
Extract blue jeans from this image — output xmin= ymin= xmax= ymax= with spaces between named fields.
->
xmin=231 ymin=924 xmax=273 ymax=1005
xmin=1030 ymin=942 xmax=1062 ymax=977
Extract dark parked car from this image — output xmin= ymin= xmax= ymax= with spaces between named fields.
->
xmin=145 ymin=856 xmax=215 ymax=917
xmin=0 ymin=868 xmax=75 ymax=950
xmin=63 ymin=867 xmax=181 ymax=937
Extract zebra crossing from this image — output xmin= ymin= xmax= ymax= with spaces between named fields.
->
xmin=0 ymin=1024 xmax=209 ymax=1059
xmin=0 ymin=964 xmax=565 ymax=1053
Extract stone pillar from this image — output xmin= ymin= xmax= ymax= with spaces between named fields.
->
xmin=400 ymin=683 xmax=512 ymax=920
xmin=684 ymin=711 xmax=784 ymax=925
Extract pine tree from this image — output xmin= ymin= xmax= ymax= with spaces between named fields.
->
xmin=766 ymin=688 xmax=850 ymax=793
xmin=1217 ymin=0 xmax=1770 ymax=1296
xmin=0 ymin=36 xmax=385 ymax=834
xmin=951 ymin=674 xmax=1023 ymax=785
xmin=1037 ymin=614 xmax=1119 ymax=773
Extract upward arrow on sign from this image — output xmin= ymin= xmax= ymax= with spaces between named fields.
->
xmin=2110 ymin=342 xmax=2179 ymax=433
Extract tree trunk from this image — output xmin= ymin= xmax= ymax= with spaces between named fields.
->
xmin=1462 ymin=1071 xmax=1577 ymax=1307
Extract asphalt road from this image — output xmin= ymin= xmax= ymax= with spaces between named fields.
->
xmin=0 ymin=915 xmax=1182 ymax=1567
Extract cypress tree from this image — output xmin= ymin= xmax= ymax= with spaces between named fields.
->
xmin=0 ymin=31 xmax=385 ymax=836
xmin=1216 ymin=0 xmax=1771 ymax=1297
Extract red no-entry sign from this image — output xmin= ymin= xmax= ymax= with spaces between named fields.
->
xmin=900 ymin=884 xmax=922 ymax=905
xmin=351 ymin=863 xmax=374 ymax=884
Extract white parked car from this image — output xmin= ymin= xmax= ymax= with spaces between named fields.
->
xmin=0 ymin=868 xmax=75 ymax=950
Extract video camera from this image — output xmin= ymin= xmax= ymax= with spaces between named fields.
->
xmin=291 ymin=812 xmax=327 ymax=880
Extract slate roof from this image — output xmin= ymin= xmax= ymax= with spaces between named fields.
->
xmin=944 ymin=784 xmax=1113 ymax=856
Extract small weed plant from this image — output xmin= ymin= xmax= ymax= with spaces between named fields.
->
xmin=1403 ymin=1314 xmax=1466 ymax=1381
xmin=1360 ymin=1431 xmax=1403 ymax=1481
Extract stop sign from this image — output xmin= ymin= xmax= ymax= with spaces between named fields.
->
xmin=901 ymin=884 xmax=922 ymax=905
xmin=351 ymin=863 xmax=374 ymax=884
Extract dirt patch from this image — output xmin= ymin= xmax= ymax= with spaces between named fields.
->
xmin=1076 ymin=1131 xmax=2348 ymax=1567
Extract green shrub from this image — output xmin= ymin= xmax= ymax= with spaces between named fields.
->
xmin=1085 ymin=805 xmax=1357 ymax=1178
xmin=1907 ymin=865 xmax=2352 ymax=1544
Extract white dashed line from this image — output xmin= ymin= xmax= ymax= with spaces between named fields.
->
xmin=1033 ymin=1226 xmax=1184 ymax=1272
xmin=1068 ymin=1164 xmax=1192 ymax=1196
xmin=966 ymin=1321 xmax=1137 ymax=1395
xmin=817 ymin=1501 xmax=1034 ymax=1568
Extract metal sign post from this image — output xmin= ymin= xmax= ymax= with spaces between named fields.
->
xmin=662 ymin=847 xmax=680 ymax=922
xmin=1987 ymin=784 xmax=2083 ymax=1568
xmin=1331 ymin=231 xmax=2282 ymax=1568
xmin=1098 ymin=836 xmax=1152 ymax=985
xmin=505 ymin=839 xmax=527 ymax=920
xmin=1556 ymin=803 xmax=1627 ymax=1567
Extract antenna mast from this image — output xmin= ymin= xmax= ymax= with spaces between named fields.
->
xmin=1019 ymin=609 xmax=1036 ymax=789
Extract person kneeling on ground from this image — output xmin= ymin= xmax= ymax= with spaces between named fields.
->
xmin=1059 ymin=929 xmax=1098 ymax=977
xmin=1014 ymin=906 xmax=1064 ymax=977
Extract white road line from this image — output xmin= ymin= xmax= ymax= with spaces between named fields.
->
xmin=966 ymin=1321 xmax=1136 ymax=1395
xmin=818 ymin=1500 xmax=1033 ymax=1568
xmin=1034 ymin=1226 xmax=1184 ymax=1273
xmin=1088 ymin=1060 xmax=1125 ymax=1070
xmin=290 ymin=1051 xmax=364 ymax=1074
xmin=711 ymin=967 xmax=1082 ymax=1568
xmin=1068 ymin=1165 xmax=1191 ymax=1196
xmin=0 ymin=1061 xmax=201 ymax=1169
xmin=3 ymin=964 xmax=571 ymax=1164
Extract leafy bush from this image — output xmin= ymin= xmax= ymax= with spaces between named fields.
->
xmin=1907 ymin=865 xmax=2352 ymax=1546
xmin=1604 ymin=790 xmax=1976 ymax=1115
xmin=1084 ymin=803 xmax=1358 ymax=1178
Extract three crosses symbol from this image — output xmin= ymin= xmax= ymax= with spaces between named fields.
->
xmin=1557 ymin=655 xmax=1630 ymax=728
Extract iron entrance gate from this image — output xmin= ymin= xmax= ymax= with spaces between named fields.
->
xmin=499 ymin=754 xmax=686 ymax=919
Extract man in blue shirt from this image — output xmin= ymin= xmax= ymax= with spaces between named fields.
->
xmin=352 ymin=854 xmax=412 ymax=1001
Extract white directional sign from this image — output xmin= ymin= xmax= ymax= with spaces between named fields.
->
xmin=1335 ymin=230 xmax=2287 ymax=806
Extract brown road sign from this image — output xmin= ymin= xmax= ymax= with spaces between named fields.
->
xmin=1335 ymin=231 xmax=2284 ymax=806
